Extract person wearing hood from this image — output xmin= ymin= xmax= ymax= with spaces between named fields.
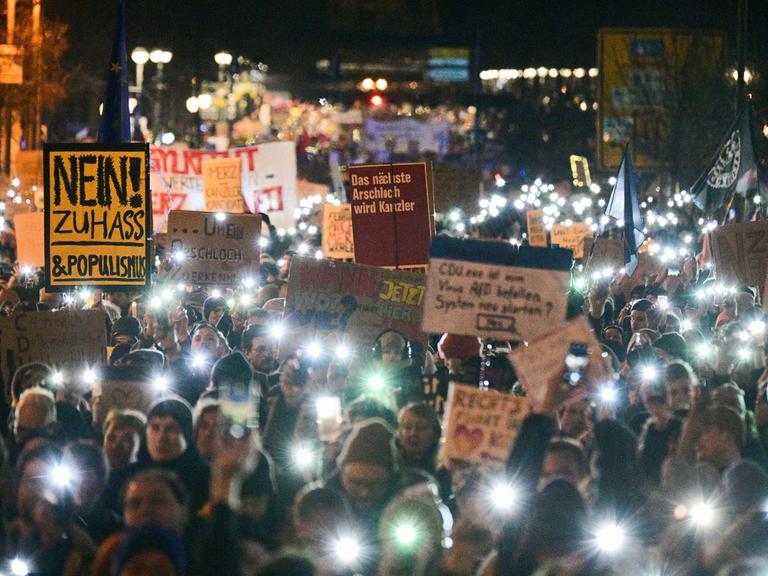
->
xmin=105 ymin=396 xmax=210 ymax=516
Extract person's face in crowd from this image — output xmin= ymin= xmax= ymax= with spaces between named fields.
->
xmin=280 ymin=360 xmax=306 ymax=408
xmin=191 ymin=327 xmax=223 ymax=359
xmin=399 ymin=412 xmax=436 ymax=461
xmin=119 ymin=550 xmax=176 ymax=576
xmin=208 ymin=306 xmax=226 ymax=327
xmin=341 ymin=462 xmax=393 ymax=511
xmin=667 ymin=379 xmax=692 ymax=412
xmin=642 ymin=384 xmax=669 ymax=421
xmin=540 ymin=451 xmax=585 ymax=490
xmin=559 ymin=400 xmax=591 ymax=439
xmin=104 ymin=424 xmax=140 ymax=470
xmin=142 ymin=313 xmax=158 ymax=341
xmin=70 ymin=465 xmax=106 ymax=513
xmin=630 ymin=309 xmax=649 ymax=333
xmin=195 ymin=409 xmax=220 ymax=462
xmin=147 ymin=416 xmax=187 ymax=462
xmin=245 ymin=334 xmax=274 ymax=372
xmin=153 ymin=324 xmax=176 ymax=352
xmin=696 ymin=425 xmax=736 ymax=469
xmin=123 ymin=477 xmax=188 ymax=534
xmin=604 ymin=327 xmax=623 ymax=345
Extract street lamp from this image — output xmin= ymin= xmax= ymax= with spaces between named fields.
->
xmin=185 ymin=96 xmax=199 ymax=114
xmin=214 ymin=51 xmax=233 ymax=81
xmin=213 ymin=51 xmax=234 ymax=145
xmin=131 ymin=47 xmax=149 ymax=92
xmin=149 ymin=49 xmax=173 ymax=142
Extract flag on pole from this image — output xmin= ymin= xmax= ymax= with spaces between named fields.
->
xmin=97 ymin=0 xmax=130 ymax=143
xmin=692 ymin=102 xmax=758 ymax=214
xmin=604 ymin=147 xmax=645 ymax=277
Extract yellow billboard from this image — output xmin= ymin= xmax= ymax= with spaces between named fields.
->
xmin=597 ymin=29 xmax=724 ymax=169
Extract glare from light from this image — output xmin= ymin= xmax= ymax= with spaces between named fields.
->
xmin=82 ymin=368 xmax=97 ymax=385
xmin=641 ymin=365 xmax=657 ymax=382
xmin=334 ymin=536 xmax=361 ymax=564
xmin=306 ymin=341 xmax=323 ymax=359
xmin=395 ymin=523 xmax=417 ymax=547
xmin=154 ymin=375 xmax=170 ymax=393
xmin=367 ymin=373 xmax=385 ymax=391
xmin=293 ymin=446 xmax=314 ymax=471
xmin=335 ymin=343 xmax=351 ymax=360
xmin=297 ymin=243 xmax=310 ymax=256
xmin=489 ymin=481 xmax=517 ymax=512
xmin=192 ymin=354 xmax=208 ymax=369
xmin=258 ymin=236 xmax=270 ymax=248
xmin=595 ymin=522 xmax=625 ymax=553
xmin=131 ymin=47 xmax=149 ymax=65
xmin=748 ymin=319 xmax=766 ymax=337
xmin=185 ymin=96 xmax=199 ymax=114
xmin=215 ymin=212 xmax=227 ymax=222
xmin=10 ymin=558 xmax=29 ymax=576
xmin=211 ymin=289 xmax=222 ymax=298
xmin=51 ymin=371 xmax=64 ymax=386
xmin=375 ymin=78 xmax=388 ymax=91
xmin=242 ymin=276 xmax=256 ymax=288
xmin=160 ymin=132 xmax=175 ymax=145
xmin=197 ymin=93 xmax=212 ymax=110
xmin=50 ymin=463 xmax=74 ymax=488
xmin=214 ymin=51 xmax=233 ymax=66
xmin=270 ymin=323 xmax=285 ymax=340
xmin=689 ymin=501 xmax=715 ymax=528
xmin=599 ymin=386 xmax=618 ymax=404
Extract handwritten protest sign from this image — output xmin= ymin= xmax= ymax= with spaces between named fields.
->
xmin=322 ymin=204 xmax=354 ymax=260
xmin=163 ymin=210 xmax=261 ymax=287
xmin=710 ymin=220 xmax=768 ymax=287
xmin=92 ymin=365 xmax=157 ymax=429
xmin=509 ymin=316 xmax=608 ymax=411
xmin=43 ymin=143 xmax=151 ymax=290
xmin=583 ymin=237 xmax=625 ymax=274
xmin=422 ymin=236 xmax=572 ymax=341
xmin=202 ymin=157 xmax=243 ymax=213
xmin=442 ymin=383 xmax=529 ymax=467
xmin=526 ymin=210 xmax=547 ymax=247
xmin=348 ymin=162 xmax=434 ymax=268
xmin=14 ymin=212 xmax=45 ymax=267
xmin=0 ymin=309 xmax=107 ymax=394
xmin=285 ymin=257 xmax=426 ymax=349
xmin=551 ymin=222 xmax=592 ymax=258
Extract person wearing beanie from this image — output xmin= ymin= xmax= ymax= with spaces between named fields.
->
xmin=653 ymin=332 xmax=689 ymax=363
xmin=203 ymin=295 xmax=229 ymax=327
xmin=323 ymin=418 xmax=400 ymax=544
xmin=107 ymin=396 xmax=210 ymax=516
xmin=110 ymin=316 xmax=142 ymax=346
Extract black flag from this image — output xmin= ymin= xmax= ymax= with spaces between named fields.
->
xmin=692 ymin=103 xmax=758 ymax=214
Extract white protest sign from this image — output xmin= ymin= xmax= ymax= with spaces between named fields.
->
xmin=422 ymin=237 xmax=572 ymax=341
xmin=442 ymin=383 xmax=529 ymax=467
xmin=551 ymin=222 xmax=592 ymax=258
xmin=509 ymin=316 xmax=609 ymax=411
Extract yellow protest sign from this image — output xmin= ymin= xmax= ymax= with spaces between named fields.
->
xmin=550 ymin=222 xmax=592 ymax=258
xmin=202 ymin=157 xmax=243 ymax=213
xmin=322 ymin=203 xmax=354 ymax=260
xmin=44 ymin=144 xmax=151 ymax=290
xmin=526 ymin=210 xmax=547 ymax=247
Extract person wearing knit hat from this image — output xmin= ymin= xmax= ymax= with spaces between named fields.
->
xmin=108 ymin=395 xmax=210 ymax=515
xmin=437 ymin=334 xmax=481 ymax=368
xmin=334 ymin=418 xmax=400 ymax=522
xmin=203 ymin=295 xmax=229 ymax=326
xmin=653 ymin=332 xmax=689 ymax=363
xmin=210 ymin=351 xmax=253 ymax=390
xmin=110 ymin=316 xmax=142 ymax=346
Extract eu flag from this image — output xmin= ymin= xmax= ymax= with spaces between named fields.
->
xmin=97 ymin=0 xmax=130 ymax=143
xmin=604 ymin=146 xmax=645 ymax=277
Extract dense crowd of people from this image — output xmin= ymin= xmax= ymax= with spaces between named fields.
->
xmin=1 ymin=222 xmax=768 ymax=576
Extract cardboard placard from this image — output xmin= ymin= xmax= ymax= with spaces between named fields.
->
xmin=442 ymin=383 xmax=530 ymax=467
xmin=43 ymin=143 xmax=151 ymax=290
xmin=583 ymin=237 xmax=625 ymax=273
xmin=322 ymin=204 xmax=354 ymax=260
xmin=432 ymin=165 xmax=482 ymax=214
xmin=509 ymin=316 xmax=608 ymax=411
xmin=285 ymin=257 xmax=426 ymax=349
xmin=550 ymin=223 xmax=592 ymax=258
xmin=15 ymin=150 xmax=43 ymax=187
xmin=526 ymin=210 xmax=547 ymax=247
xmin=202 ymin=157 xmax=243 ymax=213
xmin=92 ymin=365 xmax=157 ymax=427
xmin=163 ymin=210 xmax=261 ymax=287
xmin=0 ymin=309 xmax=107 ymax=395
xmin=14 ymin=212 xmax=45 ymax=267
xmin=711 ymin=220 xmax=768 ymax=287
xmin=422 ymin=237 xmax=572 ymax=341
xmin=348 ymin=162 xmax=434 ymax=268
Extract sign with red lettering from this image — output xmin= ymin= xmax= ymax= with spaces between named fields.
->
xmin=285 ymin=257 xmax=426 ymax=350
xmin=348 ymin=162 xmax=434 ymax=268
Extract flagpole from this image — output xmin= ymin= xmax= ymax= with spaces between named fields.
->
xmin=736 ymin=0 xmax=748 ymax=111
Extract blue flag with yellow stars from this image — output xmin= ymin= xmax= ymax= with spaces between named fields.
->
xmin=97 ymin=0 xmax=130 ymax=143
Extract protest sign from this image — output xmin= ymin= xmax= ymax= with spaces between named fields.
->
xmin=509 ymin=316 xmax=609 ymax=412
xmin=550 ymin=222 xmax=592 ymax=258
xmin=14 ymin=212 xmax=45 ymax=267
xmin=15 ymin=150 xmax=43 ymax=187
xmin=202 ymin=157 xmax=243 ymax=213
xmin=149 ymin=142 xmax=297 ymax=231
xmin=285 ymin=257 xmax=426 ymax=349
xmin=163 ymin=210 xmax=261 ymax=287
xmin=442 ymin=383 xmax=529 ymax=467
xmin=422 ymin=236 xmax=572 ymax=341
xmin=92 ymin=365 xmax=157 ymax=428
xmin=431 ymin=165 xmax=482 ymax=214
xmin=0 ymin=309 xmax=107 ymax=393
xmin=43 ymin=143 xmax=151 ymax=290
xmin=526 ymin=210 xmax=547 ymax=247
xmin=583 ymin=237 xmax=625 ymax=273
xmin=710 ymin=220 xmax=768 ymax=287
xmin=348 ymin=162 xmax=434 ymax=268
xmin=322 ymin=204 xmax=354 ymax=260
xmin=363 ymin=118 xmax=448 ymax=155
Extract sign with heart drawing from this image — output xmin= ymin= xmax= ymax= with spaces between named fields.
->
xmin=442 ymin=383 xmax=529 ymax=467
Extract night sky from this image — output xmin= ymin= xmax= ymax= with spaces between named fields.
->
xmin=46 ymin=0 xmax=767 ymax=77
